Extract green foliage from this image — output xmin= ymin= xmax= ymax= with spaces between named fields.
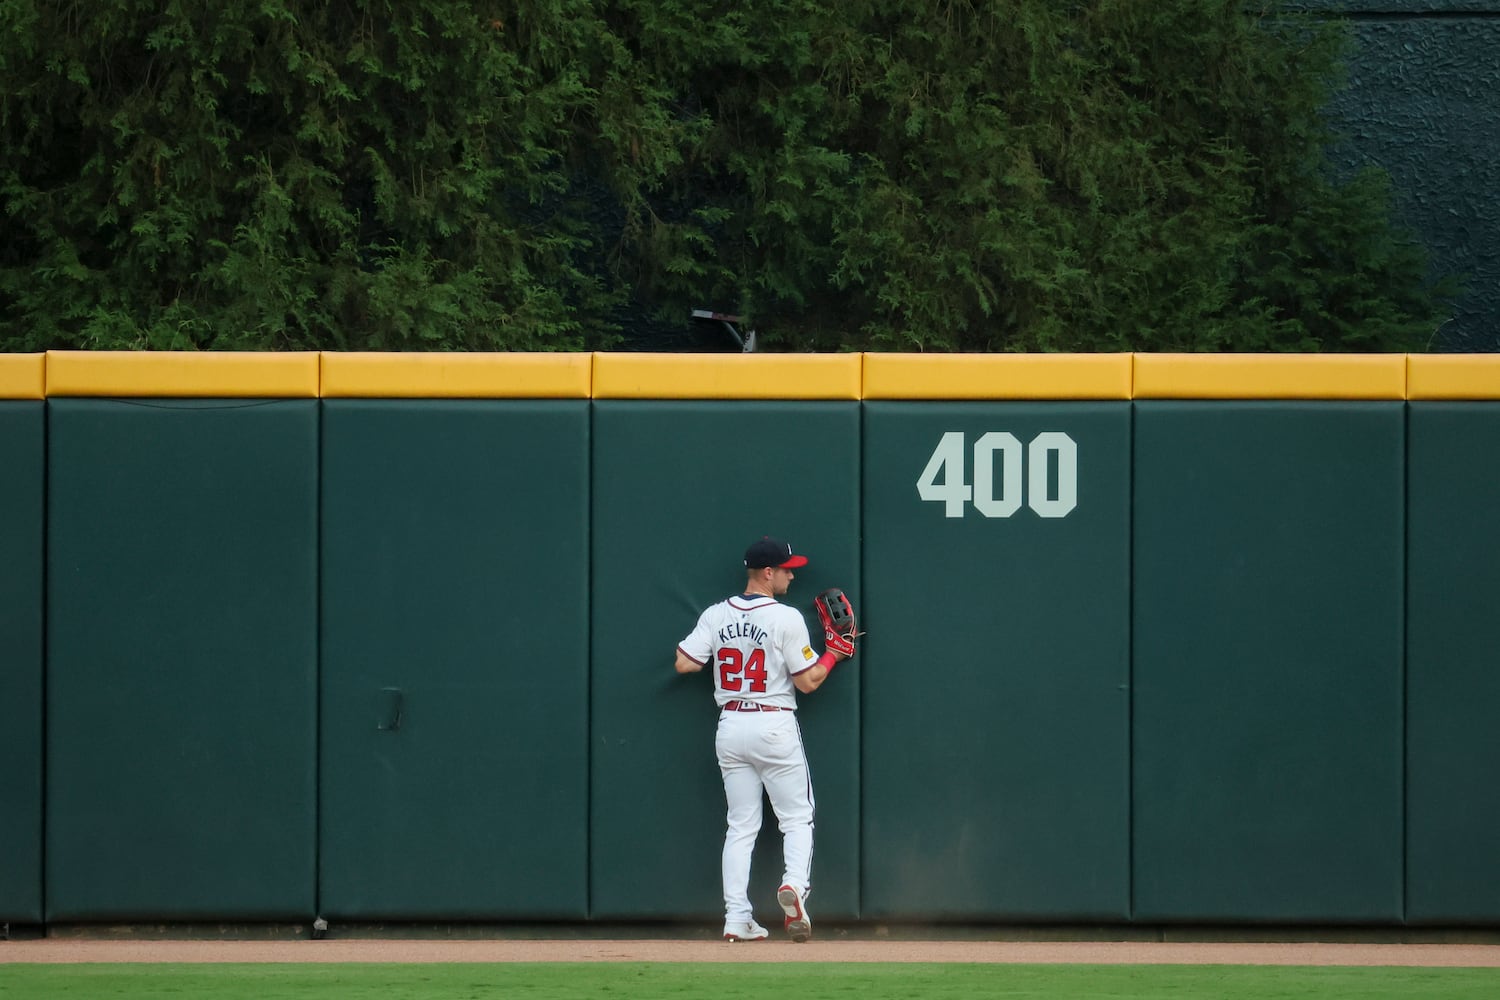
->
xmin=637 ymin=0 xmax=1451 ymax=352
xmin=0 ymin=0 xmax=640 ymax=350
xmin=0 ymin=1 xmax=1452 ymax=352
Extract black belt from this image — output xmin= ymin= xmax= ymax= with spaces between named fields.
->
xmin=723 ymin=700 xmax=789 ymax=712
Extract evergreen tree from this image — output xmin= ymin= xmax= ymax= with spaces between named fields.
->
xmin=0 ymin=1 xmax=659 ymax=350
xmin=0 ymin=1 xmax=1449 ymax=352
xmin=636 ymin=0 xmax=1450 ymax=351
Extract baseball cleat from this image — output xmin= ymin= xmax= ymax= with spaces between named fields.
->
xmin=722 ymin=919 xmax=769 ymax=942
xmin=777 ymin=884 xmax=811 ymax=943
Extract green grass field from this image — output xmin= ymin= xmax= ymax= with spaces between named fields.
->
xmin=1 ymin=963 xmax=1497 ymax=1000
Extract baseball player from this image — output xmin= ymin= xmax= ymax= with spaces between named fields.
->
xmin=674 ymin=536 xmax=853 ymax=943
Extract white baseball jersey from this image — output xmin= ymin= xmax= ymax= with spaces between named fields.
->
xmin=678 ymin=595 xmax=818 ymax=709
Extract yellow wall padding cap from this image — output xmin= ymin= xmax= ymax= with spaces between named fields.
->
xmin=862 ymin=353 xmax=1133 ymax=399
xmin=1132 ymin=353 xmax=1407 ymax=399
xmin=45 ymin=351 xmax=321 ymax=397
xmin=1407 ymin=354 xmax=1500 ymax=400
xmin=0 ymin=353 xmax=45 ymax=399
xmin=592 ymin=353 xmax=863 ymax=399
xmin=320 ymin=352 xmax=591 ymax=398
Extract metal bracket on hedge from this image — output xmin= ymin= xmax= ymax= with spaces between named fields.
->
xmin=691 ymin=309 xmax=756 ymax=353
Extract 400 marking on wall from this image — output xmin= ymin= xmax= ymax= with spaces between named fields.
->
xmin=917 ymin=431 xmax=1078 ymax=519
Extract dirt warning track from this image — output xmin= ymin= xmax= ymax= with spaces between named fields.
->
xmin=6 ymin=938 xmax=1500 ymax=966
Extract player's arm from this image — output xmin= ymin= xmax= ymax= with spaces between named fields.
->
xmin=791 ymin=646 xmax=849 ymax=693
xmin=791 ymin=660 xmax=832 ymax=693
xmin=676 ymin=610 xmax=713 ymax=674
xmin=675 ymin=647 xmax=705 ymax=674
xmin=786 ymin=614 xmax=843 ymax=693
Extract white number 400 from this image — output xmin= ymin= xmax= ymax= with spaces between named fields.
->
xmin=917 ymin=431 xmax=1078 ymax=519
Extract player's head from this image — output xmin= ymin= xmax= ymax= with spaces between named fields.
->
xmin=745 ymin=536 xmax=806 ymax=594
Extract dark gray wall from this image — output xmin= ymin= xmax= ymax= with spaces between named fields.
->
xmin=1303 ymin=1 xmax=1500 ymax=350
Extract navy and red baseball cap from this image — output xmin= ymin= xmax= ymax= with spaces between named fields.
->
xmin=744 ymin=536 xmax=808 ymax=569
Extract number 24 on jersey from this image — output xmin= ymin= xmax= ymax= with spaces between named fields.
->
xmin=717 ymin=647 xmax=767 ymax=693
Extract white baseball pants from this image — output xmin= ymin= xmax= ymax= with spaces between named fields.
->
xmin=715 ymin=709 xmax=815 ymax=922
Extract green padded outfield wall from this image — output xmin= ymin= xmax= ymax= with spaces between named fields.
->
xmin=1406 ymin=402 xmax=1500 ymax=924
xmin=318 ymin=400 xmax=590 ymax=920
xmin=1132 ymin=402 xmax=1405 ymax=924
xmin=589 ymin=399 xmax=861 ymax=922
xmin=26 ymin=350 xmax=1500 ymax=928
xmin=0 ymin=401 xmax=44 ymax=924
xmin=45 ymin=398 xmax=319 ymax=921
xmin=860 ymin=402 xmax=1131 ymax=921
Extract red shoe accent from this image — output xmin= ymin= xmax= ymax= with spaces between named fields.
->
xmin=777 ymin=884 xmax=811 ymax=943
